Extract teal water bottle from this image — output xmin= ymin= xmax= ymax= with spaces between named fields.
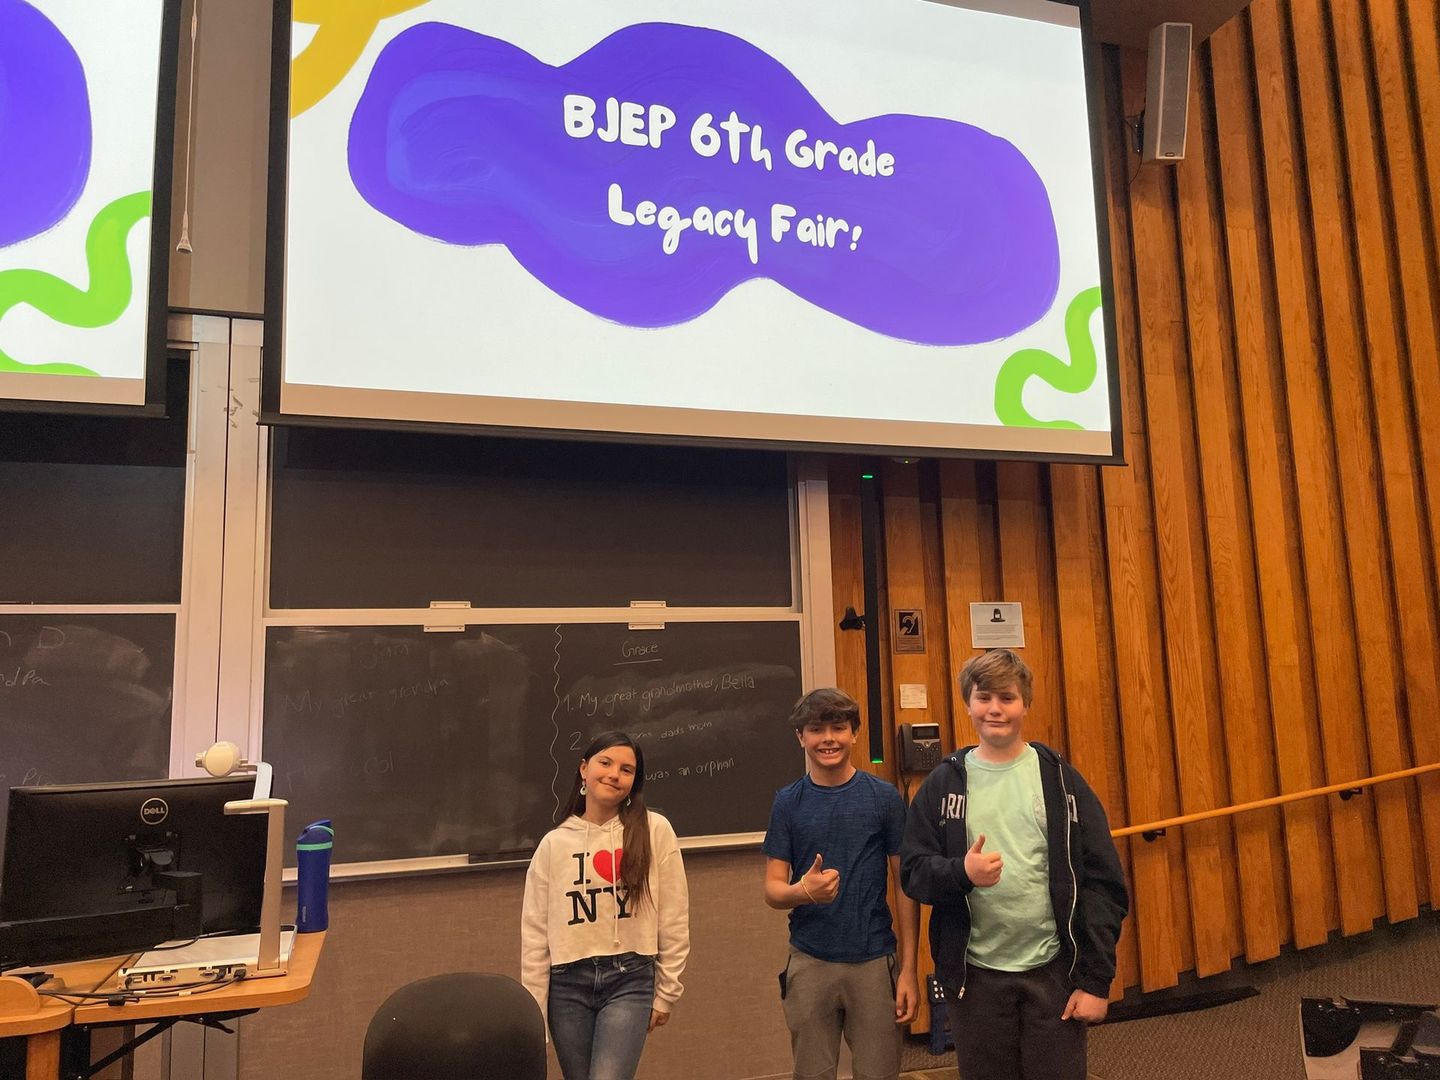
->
xmin=295 ymin=820 xmax=334 ymax=933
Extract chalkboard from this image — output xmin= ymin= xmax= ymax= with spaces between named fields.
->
xmin=263 ymin=621 xmax=804 ymax=865
xmin=267 ymin=427 xmax=793 ymax=609
xmin=0 ymin=356 xmax=188 ymax=604
xmin=0 ymin=615 xmax=175 ymax=843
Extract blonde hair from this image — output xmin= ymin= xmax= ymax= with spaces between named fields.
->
xmin=958 ymin=649 xmax=1033 ymax=706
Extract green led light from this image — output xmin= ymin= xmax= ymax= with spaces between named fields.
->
xmin=871 ymin=757 xmax=884 ymax=763
xmin=861 ymin=473 xmax=875 ymax=480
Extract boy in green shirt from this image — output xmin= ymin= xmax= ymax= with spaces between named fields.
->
xmin=900 ymin=650 xmax=1128 ymax=1080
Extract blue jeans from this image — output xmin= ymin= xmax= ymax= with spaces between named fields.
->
xmin=548 ymin=952 xmax=655 ymax=1080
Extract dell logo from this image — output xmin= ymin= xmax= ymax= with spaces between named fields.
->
xmin=140 ymin=798 xmax=170 ymax=825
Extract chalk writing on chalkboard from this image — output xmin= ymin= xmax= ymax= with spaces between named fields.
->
xmin=0 ymin=615 xmax=174 ymax=841
xmin=264 ymin=621 xmax=804 ymax=865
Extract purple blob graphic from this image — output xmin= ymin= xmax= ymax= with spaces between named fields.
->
xmin=348 ymin=22 xmax=1059 ymax=345
xmin=0 ymin=0 xmax=92 ymax=249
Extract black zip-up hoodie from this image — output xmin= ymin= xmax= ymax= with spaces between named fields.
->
xmin=899 ymin=741 xmax=1128 ymax=1000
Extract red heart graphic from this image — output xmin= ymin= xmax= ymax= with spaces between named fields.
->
xmin=592 ymin=848 xmax=623 ymax=884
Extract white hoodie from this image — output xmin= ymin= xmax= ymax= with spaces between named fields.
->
xmin=520 ymin=810 xmax=690 ymax=1025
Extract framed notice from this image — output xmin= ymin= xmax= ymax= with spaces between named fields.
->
xmin=970 ymin=602 xmax=1024 ymax=648
xmin=894 ymin=609 xmax=926 ymax=654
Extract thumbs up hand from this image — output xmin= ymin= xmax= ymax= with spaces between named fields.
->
xmin=964 ymin=833 xmax=1003 ymax=887
xmin=800 ymin=852 xmax=842 ymax=904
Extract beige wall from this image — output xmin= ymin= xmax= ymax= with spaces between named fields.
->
xmin=166 ymin=0 xmax=271 ymax=315
xmin=237 ymin=852 xmax=796 ymax=1080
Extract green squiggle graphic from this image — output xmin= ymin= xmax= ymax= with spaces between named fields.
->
xmin=993 ymin=286 xmax=1104 ymax=429
xmin=0 ymin=191 xmax=151 ymax=377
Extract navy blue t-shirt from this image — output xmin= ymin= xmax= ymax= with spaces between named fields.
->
xmin=762 ymin=770 xmax=907 ymax=963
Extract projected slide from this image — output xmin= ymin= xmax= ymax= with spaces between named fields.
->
xmin=272 ymin=0 xmax=1116 ymax=457
xmin=0 ymin=0 xmax=173 ymax=410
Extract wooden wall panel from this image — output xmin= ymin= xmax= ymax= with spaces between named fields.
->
xmin=1368 ymin=0 xmax=1440 ymax=907
xmin=1050 ymin=464 xmax=1140 ymax=993
xmin=1336 ymin=0 xmax=1440 ymax=915
xmin=1208 ymin=14 xmax=1336 ymax=949
xmin=825 ymin=0 xmax=1440 ymax=995
xmin=996 ymin=463 xmax=1063 ymax=753
xmin=1326 ymin=0 xmax=1435 ymax=920
xmin=975 ymin=465 xmax=1005 ymax=604
xmin=1406 ymin=3 xmax=1440 ymax=286
xmin=1126 ymin=54 xmax=1234 ymax=976
xmin=1368 ymin=0 xmax=1440 ymax=624
xmin=1252 ymin=0 xmax=1383 ymax=935
xmin=1175 ymin=46 xmax=1285 ymax=964
xmin=1049 ymin=470 xmax=1115 ymax=808
xmin=1100 ymin=49 xmax=1185 ymax=991
xmin=1123 ymin=133 xmax=1226 ymax=979
xmin=1284 ymin=0 xmax=1410 ymax=925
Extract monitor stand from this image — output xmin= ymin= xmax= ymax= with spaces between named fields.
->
xmin=0 ymin=902 xmax=193 ymax=973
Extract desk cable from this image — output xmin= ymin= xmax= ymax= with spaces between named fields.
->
xmin=37 ymin=971 xmax=244 ymax=1007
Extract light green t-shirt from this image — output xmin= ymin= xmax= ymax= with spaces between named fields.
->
xmin=964 ymin=744 xmax=1060 ymax=972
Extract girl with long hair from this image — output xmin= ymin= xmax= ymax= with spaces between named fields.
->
xmin=521 ymin=731 xmax=690 ymax=1079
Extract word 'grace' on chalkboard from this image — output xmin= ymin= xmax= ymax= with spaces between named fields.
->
xmin=263 ymin=621 xmax=804 ymax=867
xmin=0 ymin=614 xmax=174 ymax=843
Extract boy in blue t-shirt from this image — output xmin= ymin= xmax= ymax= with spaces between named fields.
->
xmin=763 ymin=688 xmax=919 ymax=1080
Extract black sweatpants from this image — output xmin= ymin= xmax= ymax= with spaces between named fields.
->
xmin=946 ymin=956 xmax=1088 ymax=1080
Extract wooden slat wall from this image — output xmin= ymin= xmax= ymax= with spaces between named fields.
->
xmin=1175 ymin=44 xmax=1286 ymax=963
xmin=829 ymin=0 xmax=1440 ymax=993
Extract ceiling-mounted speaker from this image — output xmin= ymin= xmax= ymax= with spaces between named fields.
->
xmin=1142 ymin=22 xmax=1193 ymax=162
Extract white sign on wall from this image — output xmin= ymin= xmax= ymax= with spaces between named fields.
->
xmin=970 ymin=602 xmax=1025 ymax=648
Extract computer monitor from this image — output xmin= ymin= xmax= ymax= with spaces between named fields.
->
xmin=0 ymin=776 xmax=267 ymax=969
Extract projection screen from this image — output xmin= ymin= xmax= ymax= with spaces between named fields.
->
xmin=0 ymin=0 xmax=176 ymax=413
xmin=266 ymin=0 xmax=1120 ymax=460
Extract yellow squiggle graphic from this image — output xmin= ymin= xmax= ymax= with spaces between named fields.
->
xmin=291 ymin=0 xmax=430 ymax=117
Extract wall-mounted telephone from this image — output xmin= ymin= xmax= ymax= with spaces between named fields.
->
xmin=899 ymin=722 xmax=942 ymax=771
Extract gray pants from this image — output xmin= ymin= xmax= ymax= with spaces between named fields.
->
xmin=780 ymin=949 xmax=901 ymax=1080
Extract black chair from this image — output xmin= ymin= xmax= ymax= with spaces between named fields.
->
xmin=361 ymin=972 xmax=546 ymax=1080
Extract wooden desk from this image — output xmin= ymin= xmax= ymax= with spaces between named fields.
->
xmin=0 ymin=957 xmax=128 ymax=1080
xmin=0 ymin=978 xmax=73 ymax=1080
xmin=1 ymin=933 xmax=323 ymax=1079
xmin=73 ymin=930 xmax=324 ymax=1025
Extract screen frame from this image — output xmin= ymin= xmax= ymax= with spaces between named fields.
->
xmin=261 ymin=0 xmax=1124 ymax=465
xmin=0 ymin=0 xmax=183 ymax=419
